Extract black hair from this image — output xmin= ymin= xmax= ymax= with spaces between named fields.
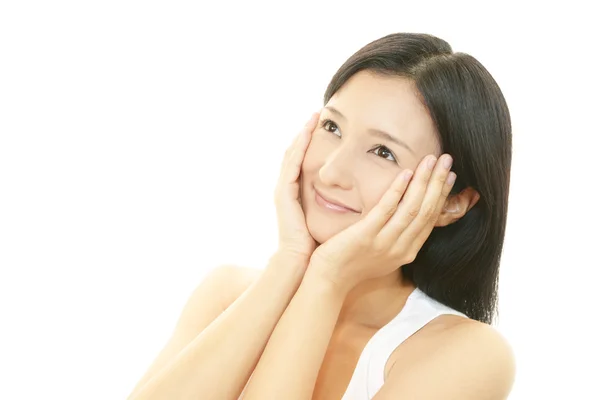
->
xmin=323 ymin=33 xmax=512 ymax=324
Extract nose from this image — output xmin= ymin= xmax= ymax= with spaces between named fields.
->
xmin=318 ymin=145 xmax=355 ymax=190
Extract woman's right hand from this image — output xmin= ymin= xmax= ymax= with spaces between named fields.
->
xmin=274 ymin=111 xmax=320 ymax=263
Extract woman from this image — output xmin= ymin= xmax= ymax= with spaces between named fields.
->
xmin=127 ymin=32 xmax=515 ymax=400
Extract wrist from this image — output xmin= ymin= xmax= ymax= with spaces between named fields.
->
xmin=268 ymin=250 xmax=310 ymax=274
xmin=303 ymin=264 xmax=353 ymax=299
xmin=300 ymin=269 xmax=349 ymax=309
xmin=275 ymin=243 xmax=314 ymax=261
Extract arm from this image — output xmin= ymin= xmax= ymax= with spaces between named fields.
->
xmin=128 ymin=252 xmax=307 ymax=400
xmin=242 ymin=154 xmax=460 ymax=398
xmin=127 ymin=265 xmax=260 ymax=398
xmin=240 ymin=272 xmax=516 ymax=400
xmin=128 ymin=111 xmax=321 ymax=400
xmin=372 ymin=323 xmax=516 ymax=399
xmin=241 ymin=270 xmax=346 ymax=400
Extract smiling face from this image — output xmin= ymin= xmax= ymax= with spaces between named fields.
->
xmin=301 ymin=70 xmax=442 ymax=244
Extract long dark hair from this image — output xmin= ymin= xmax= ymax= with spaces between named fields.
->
xmin=323 ymin=33 xmax=512 ymax=325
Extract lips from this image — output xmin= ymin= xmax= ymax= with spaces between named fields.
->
xmin=314 ymin=188 xmax=359 ymax=213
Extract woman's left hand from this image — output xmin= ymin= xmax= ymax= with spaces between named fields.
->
xmin=307 ymin=153 xmax=457 ymax=294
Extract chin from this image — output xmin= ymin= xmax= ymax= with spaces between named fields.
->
xmin=306 ymin=221 xmax=337 ymax=245
xmin=305 ymin=212 xmax=354 ymax=245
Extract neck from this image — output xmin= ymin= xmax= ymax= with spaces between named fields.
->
xmin=337 ymin=270 xmax=417 ymax=330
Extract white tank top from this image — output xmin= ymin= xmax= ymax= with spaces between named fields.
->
xmin=238 ymin=287 xmax=467 ymax=400
xmin=340 ymin=287 xmax=467 ymax=400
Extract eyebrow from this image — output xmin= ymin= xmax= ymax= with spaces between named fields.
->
xmin=323 ymin=106 xmax=415 ymax=155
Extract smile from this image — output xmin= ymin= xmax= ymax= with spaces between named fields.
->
xmin=313 ymin=188 xmax=359 ymax=214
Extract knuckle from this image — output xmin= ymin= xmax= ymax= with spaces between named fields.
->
xmin=425 ymin=215 xmax=437 ymax=226
xmin=403 ymin=252 xmax=417 ymax=265
xmin=442 ymin=184 xmax=453 ymax=196
xmin=389 ymin=249 xmax=403 ymax=264
xmin=373 ymin=240 xmax=387 ymax=254
xmin=392 ymin=185 xmax=405 ymax=196
xmin=408 ymin=208 xmax=420 ymax=218
xmin=422 ymin=206 xmax=436 ymax=221
xmin=384 ymin=206 xmax=397 ymax=219
xmin=427 ymin=213 xmax=438 ymax=224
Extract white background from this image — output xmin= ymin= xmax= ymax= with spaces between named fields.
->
xmin=1 ymin=1 xmax=598 ymax=399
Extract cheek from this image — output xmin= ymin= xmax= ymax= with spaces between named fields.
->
xmin=357 ymin=171 xmax=396 ymax=214
xmin=301 ymin=136 xmax=328 ymax=175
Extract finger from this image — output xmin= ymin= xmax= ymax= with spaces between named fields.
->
xmin=280 ymin=126 xmax=307 ymax=172
xmin=377 ymin=154 xmax=438 ymax=241
xmin=276 ymin=112 xmax=320 ymax=205
xmin=275 ymin=113 xmax=317 ymax=203
xmin=356 ymin=168 xmax=414 ymax=236
xmin=407 ymin=170 xmax=456 ymax=253
xmin=280 ymin=112 xmax=320 ymax=168
xmin=390 ymin=154 xmax=454 ymax=243
xmin=280 ymin=112 xmax=319 ymax=184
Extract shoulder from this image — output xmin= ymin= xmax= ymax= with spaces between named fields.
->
xmin=442 ymin=319 xmax=515 ymax=374
xmin=441 ymin=320 xmax=516 ymax=395
xmin=377 ymin=318 xmax=516 ymax=400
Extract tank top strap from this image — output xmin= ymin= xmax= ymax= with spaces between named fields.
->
xmin=341 ymin=287 xmax=467 ymax=399
xmin=365 ymin=287 xmax=467 ymax=397
xmin=341 ymin=287 xmax=421 ymax=400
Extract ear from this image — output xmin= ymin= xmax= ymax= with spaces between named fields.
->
xmin=435 ymin=187 xmax=481 ymax=227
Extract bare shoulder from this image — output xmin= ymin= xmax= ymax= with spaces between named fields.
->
xmin=438 ymin=317 xmax=515 ymax=364
xmin=433 ymin=319 xmax=516 ymax=397
xmin=380 ymin=317 xmax=516 ymax=399
xmin=441 ymin=317 xmax=515 ymax=367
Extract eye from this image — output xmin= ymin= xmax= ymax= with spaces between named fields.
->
xmin=370 ymin=145 xmax=397 ymax=162
xmin=320 ymin=118 xmax=341 ymax=137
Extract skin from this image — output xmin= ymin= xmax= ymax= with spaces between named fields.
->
xmin=241 ymin=71 xmax=515 ymax=399
xmin=126 ymin=115 xmax=322 ymax=400
xmin=126 ymin=70 xmax=514 ymax=400
xmin=301 ymin=70 xmax=480 ymax=328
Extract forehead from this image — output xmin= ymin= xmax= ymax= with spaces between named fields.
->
xmin=325 ymin=70 xmax=441 ymax=157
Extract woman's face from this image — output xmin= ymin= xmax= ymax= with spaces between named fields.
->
xmin=301 ymin=70 xmax=442 ymax=244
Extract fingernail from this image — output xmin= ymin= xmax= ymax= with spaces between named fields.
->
xmin=404 ymin=170 xmax=413 ymax=181
xmin=443 ymin=155 xmax=453 ymax=169
xmin=446 ymin=172 xmax=456 ymax=185
xmin=427 ymin=156 xmax=437 ymax=170
xmin=306 ymin=112 xmax=319 ymax=126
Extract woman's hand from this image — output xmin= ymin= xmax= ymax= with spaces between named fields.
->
xmin=274 ymin=111 xmax=320 ymax=263
xmin=307 ymin=153 xmax=457 ymax=294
